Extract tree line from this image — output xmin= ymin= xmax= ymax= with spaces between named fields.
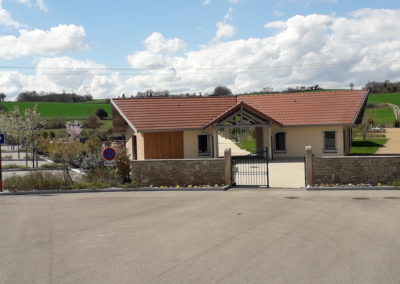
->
xmin=16 ymin=91 xmax=93 ymax=103
xmin=365 ymin=81 xmax=400 ymax=94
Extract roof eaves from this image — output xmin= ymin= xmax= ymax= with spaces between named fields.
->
xmin=111 ymin=99 xmax=138 ymax=133
xmin=352 ymin=90 xmax=369 ymax=125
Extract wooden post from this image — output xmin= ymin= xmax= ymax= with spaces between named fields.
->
xmin=224 ymin=148 xmax=232 ymax=186
xmin=305 ymin=146 xmax=313 ymax=187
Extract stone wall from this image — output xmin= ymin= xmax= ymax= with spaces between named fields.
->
xmin=312 ymin=155 xmax=400 ymax=184
xmin=131 ymin=158 xmax=225 ymax=186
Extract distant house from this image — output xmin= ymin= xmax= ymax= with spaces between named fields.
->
xmin=111 ymin=90 xmax=368 ymax=160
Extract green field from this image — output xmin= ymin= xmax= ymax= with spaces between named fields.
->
xmin=0 ymin=100 xmax=111 ymax=119
xmin=365 ymin=107 xmax=396 ymax=125
xmin=368 ymin=93 xmax=400 ymax=106
xmin=351 ymin=139 xmax=388 ymax=155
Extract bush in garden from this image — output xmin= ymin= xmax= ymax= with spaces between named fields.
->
xmin=4 ymin=172 xmax=67 ymax=191
xmin=114 ymin=148 xmax=131 ymax=183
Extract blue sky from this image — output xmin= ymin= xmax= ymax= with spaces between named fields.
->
xmin=0 ymin=0 xmax=399 ymax=99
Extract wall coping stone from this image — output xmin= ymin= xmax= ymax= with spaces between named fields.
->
xmin=132 ymin=158 xmax=224 ymax=162
xmin=317 ymin=155 xmax=400 ymax=159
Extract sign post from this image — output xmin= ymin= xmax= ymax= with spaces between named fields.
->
xmin=102 ymin=147 xmax=117 ymax=184
xmin=0 ymin=133 xmax=6 ymax=192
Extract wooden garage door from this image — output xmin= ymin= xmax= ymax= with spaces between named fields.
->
xmin=144 ymin=131 xmax=184 ymax=159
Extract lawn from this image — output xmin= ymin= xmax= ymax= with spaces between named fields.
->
xmin=0 ymin=101 xmax=111 ymax=119
xmin=365 ymin=107 xmax=396 ymax=125
xmin=236 ymin=139 xmax=256 ymax=153
xmin=351 ymin=139 xmax=388 ymax=155
xmin=368 ymin=93 xmax=400 ymax=106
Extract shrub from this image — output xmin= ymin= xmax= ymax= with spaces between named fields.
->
xmin=3 ymin=164 xmax=28 ymax=169
xmin=4 ymin=172 xmax=67 ymax=192
xmin=114 ymin=148 xmax=131 ymax=182
xmin=96 ymin=108 xmax=108 ymax=120
xmin=40 ymin=163 xmax=62 ymax=168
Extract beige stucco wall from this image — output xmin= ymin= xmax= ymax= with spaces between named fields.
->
xmin=183 ymin=128 xmax=214 ymax=159
xmin=125 ymin=128 xmax=134 ymax=160
xmin=127 ymin=125 xmax=350 ymax=161
xmin=125 ymin=128 xmax=146 ymax=161
xmin=136 ymin=132 xmax=145 ymax=160
xmin=261 ymin=125 xmax=347 ymax=158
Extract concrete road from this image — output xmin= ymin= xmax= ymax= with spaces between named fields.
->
xmin=1 ymin=190 xmax=400 ymax=284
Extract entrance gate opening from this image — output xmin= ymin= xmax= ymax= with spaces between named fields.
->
xmin=232 ymin=149 xmax=269 ymax=187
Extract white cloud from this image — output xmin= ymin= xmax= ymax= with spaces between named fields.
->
xmin=0 ymin=24 xmax=88 ymax=59
xmin=0 ymin=2 xmax=21 ymax=28
xmin=123 ymin=9 xmax=400 ymax=94
xmin=214 ymin=8 xmax=236 ymax=41
xmin=273 ymin=9 xmax=284 ymax=17
xmin=144 ymin=32 xmax=186 ymax=53
xmin=2 ymin=9 xmax=400 ymax=99
xmin=0 ymin=57 xmax=123 ymax=100
xmin=36 ymin=0 xmax=47 ymax=12
xmin=203 ymin=0 xmax=211 ymax=5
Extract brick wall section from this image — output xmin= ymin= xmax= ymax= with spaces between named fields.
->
xmin=313 ymin=156 xmax=400 ymax=184
xmin=131 ymin=159 xmax=225 ymax=186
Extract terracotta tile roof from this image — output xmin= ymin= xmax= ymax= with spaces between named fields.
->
xmin=112 ymin=96 xmax=237 ymax=131
xmin=112 ymin=90 xmax=368 ymax=131
xmin=239 ymin=90 xmax=368 ymax=126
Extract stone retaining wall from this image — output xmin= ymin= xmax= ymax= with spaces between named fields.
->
xmin=312 ymin=155 xmax=400 ymax=184
xmin=131 ymin=158 xmax=226 ymax=186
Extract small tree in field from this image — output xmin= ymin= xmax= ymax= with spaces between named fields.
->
xmin=86 ymin=115 xmax=101 ymax=130
xmin=95 ymin=108 xmax=108 ymax=120
xmin=66 ymin=120 xmax=83 ymax=138
xmin=45 ymin=139 xmax=86 ymax=184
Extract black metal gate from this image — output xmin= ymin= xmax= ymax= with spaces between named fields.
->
xmin=232 ymin=149 xmax=269 ymax=187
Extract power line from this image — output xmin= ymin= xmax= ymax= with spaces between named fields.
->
xmin=0 ymin=56 xmax=398 ymax=77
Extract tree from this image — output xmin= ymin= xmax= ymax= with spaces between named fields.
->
xmin=95 ymin=108 xmax=108 ymax=120
xmin=65 ymin=120 xmax=83 ymax=138
xmin=44 ymin=139 xmax=86 ymax=184
xmin=0 ymin=93 xmax=6 ymax=102
xmin=349 ymin=82 xmax=354 ymax=90
xmin=211 ymin=86 xmax=232 ymax=96
xmin=86 ymin=115 xmax=101 ymax=130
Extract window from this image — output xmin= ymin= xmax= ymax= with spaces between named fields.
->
xmin=198 ymin=135 xmax=209 ymax=155
xmin=324 ymin=131 xmax=336 ymax=152
xmin=274 ymin=132 xmax=286 ymax=152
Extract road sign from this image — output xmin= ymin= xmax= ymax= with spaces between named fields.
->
xmin=103 ymin=147 xmax=116 ymax=161
xmin=0 ymin=133 xmax=5 ymax=145
xmin=104 ymin=161 xmax=116 ymax=167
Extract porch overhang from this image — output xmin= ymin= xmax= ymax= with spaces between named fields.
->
xmin=203 ymin=101 xmax=283 ymax=129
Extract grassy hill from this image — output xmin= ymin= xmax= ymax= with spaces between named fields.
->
xmin=368 ymin=93 xmax=400 ymax=106
xmin=366 ymin=93 xmax=400 ymax=126
xmin=0 ymin=100 xmax=111 ymax=120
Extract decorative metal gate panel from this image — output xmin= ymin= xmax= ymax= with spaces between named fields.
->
xmin=232 ymin=149 xmax=269 ymax=187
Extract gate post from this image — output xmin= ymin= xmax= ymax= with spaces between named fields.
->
xmin=224 ymin=148 xmax=232 ymax=185
xmin=305 ymin=146 xmax=313 ymax=187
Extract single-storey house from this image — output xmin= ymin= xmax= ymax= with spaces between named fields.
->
xmin=111 ymin=90 xmax=368 ymax=160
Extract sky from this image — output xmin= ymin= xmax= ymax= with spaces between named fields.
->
xmin=0 ymin=0 xmax=399 ymax=100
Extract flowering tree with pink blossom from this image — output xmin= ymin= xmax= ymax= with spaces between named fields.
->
xmin=65 ymin=120 xmax=83 ymax=139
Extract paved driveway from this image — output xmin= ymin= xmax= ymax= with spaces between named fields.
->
xmin=376 ymin=128 xmax=400 ymax=154
xmin=1 ymin=190 xmax=400 ymax=284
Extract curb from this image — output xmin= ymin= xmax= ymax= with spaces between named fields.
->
xmin=0 ymin=185 xmax=232 ymax=196
xmin=2 ymin=167 xmax=65 ymax=172
xmin=307 ymin=186 xmax=400 ymax=191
